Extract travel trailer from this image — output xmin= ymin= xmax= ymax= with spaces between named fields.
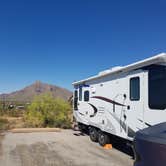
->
xmin=72 ymin=53 xmax=166 ymax=145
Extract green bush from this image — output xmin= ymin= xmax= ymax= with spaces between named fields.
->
xmin=24 ymin=94 xmax=72 ymax=128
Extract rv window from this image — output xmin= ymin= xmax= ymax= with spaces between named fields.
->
xmin=84 ymin=91 xmax=89 ymax=102
xmin=130 ymin=77 xmax=140 ymax=101
xmin=74 ymin=90 xmax=78 ymax=99
xmin=79 ymin=86 xmax=82 ymax=101
xmin=74 ymin=90 xmax=78 ymax=110
xmin=149 ymin=65 xmax=166 ymax=110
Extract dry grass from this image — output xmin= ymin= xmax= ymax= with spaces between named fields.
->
xmin=0 ymin=117 xmax=9 ymax=131
xmin=0 ymin=116 xmax=26 ymax=130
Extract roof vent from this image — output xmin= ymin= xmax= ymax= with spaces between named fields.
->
xmin=98 ymin=66 xmax=123 ymax=76
xmin=98 ymin=69 xmax=111 ymax=76
xmin=110 ymin=66 xmax=123 ymax=71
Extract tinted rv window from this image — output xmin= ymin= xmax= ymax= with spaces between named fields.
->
xmin=84 ymin=91 xmax=89 ymax=102
xmin=149 ymin=65 xmax=166 ymax=110
xmin=74 ymin=90 xmax=78 ymax=98
xmin=130 ymin=77 xmax=140 ymax=101
xmin=79 ymin=86 xmax=82 ymax=101
xmin=74 ymin=90 xmax=78 ymax=110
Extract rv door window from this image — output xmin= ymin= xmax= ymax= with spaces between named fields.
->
xmin=79 ymin=87 xmax=82 ymax=101
xmin=84 ymin=91 xmax=89 ymax=102
xmin=130 ymin=77 xmax=140 ymax=101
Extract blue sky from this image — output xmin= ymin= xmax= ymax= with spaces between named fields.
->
xmin=0 ymin=0 xmax=166 ymax=93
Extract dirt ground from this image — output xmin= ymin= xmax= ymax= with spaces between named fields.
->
xmin=0 ymin=116 xmax=25 ymax=129
xmin=0 ymin=133 xmax=4 ymax=156
xmin=0 ymin=130 xmax=133 ymax=166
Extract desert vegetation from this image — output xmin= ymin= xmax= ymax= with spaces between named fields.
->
xmin=25 ymin=94 xmax=72 ymax=128
xmin=0 ymin=93 xmax=72 ymax=130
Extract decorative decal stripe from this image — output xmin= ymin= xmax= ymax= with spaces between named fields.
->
xmin=79 ymin=84 xmax=90 ymax=88
xmin=92 ymin=96 xmax=126 ymax=106
xmin=145 ymin=122 xmax=152 ymax=127
xmin=138 ymin=119 xmax=152 ymax=127
xmin=88 ymin=103 xmax=98 ymax=117
xmin=107 ymin=111 xmax=135 ymax=138
xmin=78 ymin=112 xmax=84 ymax=116
xmin=90 ymin=96 xmax=136 ymax=137
xmin=138 ymin=119 xmax=143 ymax=123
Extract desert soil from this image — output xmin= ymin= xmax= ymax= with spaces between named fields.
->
xmin=0 ymin=130 xmax=133 ymax=166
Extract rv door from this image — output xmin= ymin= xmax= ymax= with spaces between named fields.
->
xmin=77 ymin=85 xmax=90 ymax=113
xmin=77 ymin=85 xmax=90 ymax=124
xmin=126 ymin=71 xmax=145 ymax=138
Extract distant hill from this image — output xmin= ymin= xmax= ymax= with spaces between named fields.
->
xmin=0 ymin=81 xmax=72 ymax=102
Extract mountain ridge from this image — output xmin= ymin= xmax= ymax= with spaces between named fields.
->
xmin=0 ymin=81 xmax=72 ymax=102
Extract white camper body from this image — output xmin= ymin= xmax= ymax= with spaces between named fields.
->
xmin=72 ymin=53 xmax=166 ymax=142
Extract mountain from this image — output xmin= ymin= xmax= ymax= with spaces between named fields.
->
xmin=0 ymin=81 xmax=72 ymax=102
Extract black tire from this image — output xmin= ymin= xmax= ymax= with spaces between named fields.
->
xmin=89 ymin=127 xmax=98 ymax=142
xmin=98 ymin=131 xmax=110 ymax=146
xmin=78 ymin=123 xmax=88 ymax=133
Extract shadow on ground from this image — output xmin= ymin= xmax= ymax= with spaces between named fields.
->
xmin=73 ymin=130 xmax=134 ymax=158
xmin=111 ymin=137 xmax=134 ymax=157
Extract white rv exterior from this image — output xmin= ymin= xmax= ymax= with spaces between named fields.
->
xmin=72 ymin=53 xmax=166 ymax=143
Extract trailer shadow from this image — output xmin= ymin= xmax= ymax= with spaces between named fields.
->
xmin=73 ymin=130 xmax=134 ymax=158
xmin=111 ymin=138 xmax=134 ymax=158
xmin=73 ymin=132 xmax=87 ymax=136
xmin=72 ymin=127 xmax=89 ymax=136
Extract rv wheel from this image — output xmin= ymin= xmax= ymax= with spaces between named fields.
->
xmin=78 ymin=123 xmax=88 ymax=133
xmin=98 ymin=131 xmax=110 ymax=146
xmin=89 ymin=127 xmax=98 ymax=142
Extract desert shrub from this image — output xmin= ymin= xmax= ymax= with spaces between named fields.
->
xmin=0 ymin=108 xmax=24 ymax=117
xmin=24 ymin=94 xmax=72 ymax=128
xmin=0 ymin=100 xmax=27 ymax=117
xmin=6 ymin=109 xmax=23 ymax=117
xmin=0 ymin=102 xmax=4 ymax=116
xmin=0 ymin=118 xmax=9 ymax=130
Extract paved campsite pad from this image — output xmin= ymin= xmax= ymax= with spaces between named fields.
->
xmin=0 ymin=133 xmax=4 ymax=156
xmin=0 ymin=130 xmax=133 ymax=166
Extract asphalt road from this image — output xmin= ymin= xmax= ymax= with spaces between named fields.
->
xmin=0 ymin=130 xmax=133 ymax=166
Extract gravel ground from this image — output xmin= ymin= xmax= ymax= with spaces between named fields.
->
xmin=0 ymin=130 xmax=133 ymax=166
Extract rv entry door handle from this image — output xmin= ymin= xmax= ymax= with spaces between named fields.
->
xmin=124 ymin=114 xmax=127 ymax=120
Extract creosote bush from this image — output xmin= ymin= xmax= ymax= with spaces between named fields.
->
xmin=24 ymin=94 xmax=72 ymax=128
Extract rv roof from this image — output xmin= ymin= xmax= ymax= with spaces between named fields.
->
xmin=72 ymin=53 xmax=166 ymax=85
